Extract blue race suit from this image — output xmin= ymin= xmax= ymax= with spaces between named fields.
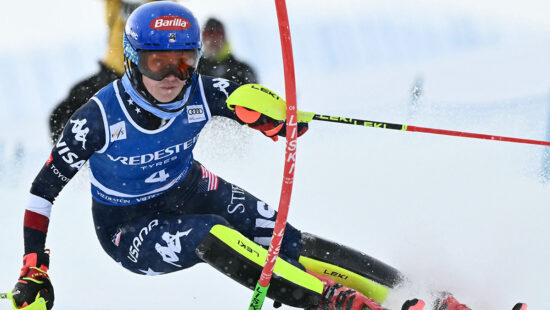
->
xmin=27 ymin=75 xmax=303 ymax=274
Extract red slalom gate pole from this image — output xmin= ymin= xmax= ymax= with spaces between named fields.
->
xmin=248 ymin=0 xmax=298 ymax=309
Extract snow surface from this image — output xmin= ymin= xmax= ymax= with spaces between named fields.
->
xmin=1 ymin=0 xmax=550 ymax=309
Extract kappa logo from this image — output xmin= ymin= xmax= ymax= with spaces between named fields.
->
xmin=155 ymin=228 xmax=192 ymax=267
xmin=213 ymin=78 xmax=230 ymax=99
xmin=186 ymin=105 xmax=206 ymax=123
xmin=110 ymin=121 xmax=127 ymax=142
xmin=69 ymin=118 xmax=89 ymax=150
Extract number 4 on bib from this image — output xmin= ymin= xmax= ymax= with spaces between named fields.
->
xmin=145 ymin=169 xmax=170 ymax=183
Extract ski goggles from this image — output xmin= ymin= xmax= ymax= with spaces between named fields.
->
xmin=138 ymin=49 xmax=199 ymax=81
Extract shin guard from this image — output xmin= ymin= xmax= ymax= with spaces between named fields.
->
xmin=300 ymin=232 xmax=404 ymax=303
xmin=196 ymin=225 xmax=323 ymax=308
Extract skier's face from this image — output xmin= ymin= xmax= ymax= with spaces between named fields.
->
xmin=142 ymin=74 xmax=186 ymax=103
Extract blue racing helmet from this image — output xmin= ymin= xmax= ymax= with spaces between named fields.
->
xmin=123 ymin=1 xmax=202 ymax=103
xmin=124 ymin=1 xmax=202 ymax=54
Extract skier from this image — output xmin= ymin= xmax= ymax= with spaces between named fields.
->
xmin=198 ymin=17 xmax=258 ymax=85
xmin=10 ymin=2 xmax=470 ymax=310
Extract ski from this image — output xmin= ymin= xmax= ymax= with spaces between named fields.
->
xmin=0 ymin=289 xmax=528 ymax=310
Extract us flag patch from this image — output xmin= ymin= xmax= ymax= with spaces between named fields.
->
xmin=200 ymin=165 xmax=219 ymax=191
xmin=112 ymin=228 xmax=122 ymax=246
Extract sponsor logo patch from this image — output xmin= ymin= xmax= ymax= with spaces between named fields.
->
xmin=227 ymin=184 xmax=246 ymax=214
xmin=110 ymin=121 xmax=127 ymax=142
xmin=150 ymin=16 xmax=191 ymax=31
xmin=128 ymin=29 xmax=139 ymax=40
xmin=127 ymin=219 xmax=159 ymax=263
xmin=49 ymin=163 xmax=70 ymax=183
xmin=186 ymin=105 xmax=206 ymax=123
xmin=56 ymin=136 xmax=86 ymax=170
xmin=106 ymin=135 xmax=198 ymax=166
xmin=169 ymin=33 xmax=176 ymax=43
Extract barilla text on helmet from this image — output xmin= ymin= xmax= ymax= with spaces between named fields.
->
xmin=151 ymin=16 xmax=191 ymax=30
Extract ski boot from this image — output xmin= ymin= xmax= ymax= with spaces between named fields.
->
xmin=512 ymin=303 xmax=527 ymax=310
xmin=433 ymin=293 xmax=470 ymax=310
xmin=306 ymin=271 xmax=383 ymax=310
xmin=402 ymin=298 xmax=426 ymax=310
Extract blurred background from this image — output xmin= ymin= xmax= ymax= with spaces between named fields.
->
xmin=1 ymin=0 xmax=550 ymax=309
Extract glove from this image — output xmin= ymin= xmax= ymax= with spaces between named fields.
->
xmin=234 ymin=105 xmax=308 ymax=141
xmin=11 ymin=250 xmax=54 ymax=310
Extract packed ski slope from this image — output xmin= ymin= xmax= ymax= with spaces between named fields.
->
xmin=1 ymin=0 xmax=550 ymax=309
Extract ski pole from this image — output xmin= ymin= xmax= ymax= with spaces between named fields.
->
xmin=248 ymin=0 xmax=298 ymax=309
xmin=228 ymin=86 xmax=550 ymax=148
xmin=300 ymin=112 xmax=550 ymax=147
xmin=0 ymin=292 xmax=8 ymax=300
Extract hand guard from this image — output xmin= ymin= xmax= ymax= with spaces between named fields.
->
xmin=11 ymin=251 xmax=54 ymax=310
xmin=234 ymin=105 xmax=308 ymax=141
xmin=226 ymin=84 xmax=311 ymax=141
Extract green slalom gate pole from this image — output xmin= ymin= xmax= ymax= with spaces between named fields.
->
xmin=248 ymin=0 xmax=298 ymax=309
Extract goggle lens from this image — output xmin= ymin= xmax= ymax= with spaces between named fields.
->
xmin=138 ymin=50 xmax=199 ymax=81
